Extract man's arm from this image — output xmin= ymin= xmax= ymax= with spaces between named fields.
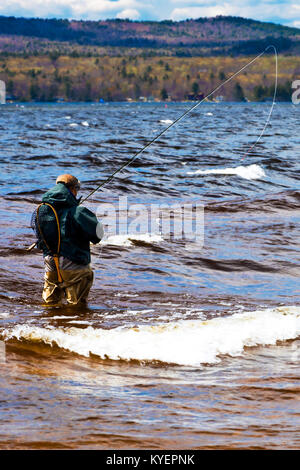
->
xmin=73 ymin=206 xmax=103 ymax=244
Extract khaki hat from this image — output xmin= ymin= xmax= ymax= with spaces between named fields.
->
xmin=56 ymin=174 xmax=80 ymax=190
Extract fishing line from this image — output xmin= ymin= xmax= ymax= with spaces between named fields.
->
xmin=241 ymin=44 xmax=278 ymax=160
xmin=26 ymin=46 xmax=277 ymax=253
xmin=80 ymin=45 xmax=278 ymax=204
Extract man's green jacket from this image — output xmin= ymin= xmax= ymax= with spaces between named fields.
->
xmin=39 ymin=183 xmax=101 ymax=265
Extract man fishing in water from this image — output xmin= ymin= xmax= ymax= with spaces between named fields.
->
xmin=32 ymin=174 xmax=103 ymax=305
xmin=30 ymin=47 xmax=276 ymax=306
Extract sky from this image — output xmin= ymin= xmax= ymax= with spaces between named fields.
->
xmin=0 ymin=0 xmax=299 ymax=28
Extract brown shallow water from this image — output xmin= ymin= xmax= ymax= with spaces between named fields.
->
xmin=0 ymin=102 xmax=299 ymax=449
xmin=1 ymin=338 xmax=300 ymax=450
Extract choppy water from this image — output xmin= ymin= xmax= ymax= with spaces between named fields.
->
xmin=0 ymin=102 xmax=299 ymax=449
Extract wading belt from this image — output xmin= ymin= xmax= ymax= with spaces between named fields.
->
xmin=36 ymin=203 xmax=63 ymax=283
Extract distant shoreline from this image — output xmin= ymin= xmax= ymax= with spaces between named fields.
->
xmin=1 ymin=100 xmax=293 ymax=105
xmin=0 ymin=54 xmax=295 ymax=103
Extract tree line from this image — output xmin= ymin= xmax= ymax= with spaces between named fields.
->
xmin=1 ymin=52 xmax=297 ymax=103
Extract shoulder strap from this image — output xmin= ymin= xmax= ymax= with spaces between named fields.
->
xmin=36 ymin=203 xmax=63 ymax=283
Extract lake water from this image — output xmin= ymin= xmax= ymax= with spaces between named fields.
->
xmin=0 ymin=101 xmax=299 ymax=449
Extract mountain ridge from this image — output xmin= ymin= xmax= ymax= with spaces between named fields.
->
xmin=0 ymin=15 xmax=299 ymax=56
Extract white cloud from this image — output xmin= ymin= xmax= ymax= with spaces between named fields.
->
xmin=116 ymin=8 xmax=140 ymax=19
xmin=171 ymin=5 xmax=232 ymax=21
xmin=0 ymin=0 xmax=299 ymax=26
xmin=170 ymin=1 xmax=300 ymax=24
xmin=0 ymin=0 xmax=140 ymax=20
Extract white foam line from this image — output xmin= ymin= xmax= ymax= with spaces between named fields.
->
xmin=188 ymin=164 xmax=266 ymax=181
xmin=0 ymin=312 xmax=10 ymax=318
xmin=100 ymin=233 xmax=163 ymax=247
xmin=3 ymin=306 xmax=300 ymax=367
xmin=159 ymin=119 xmax=174 ymax=124
xmin=51 ymin=316 xmax=79 ymax=320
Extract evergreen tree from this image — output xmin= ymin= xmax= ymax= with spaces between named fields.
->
xmin=233 ymin=82 xmax=245 ymax=101
xmin=192 ymin=82 xmax=199 ymax=95
xmin=29 ymin=81 xmax=40 ymax=100
xmin=253 ymin=84 xmax=267 ymax=101
xmin=160 ymin=88 xmax=168 ymax=100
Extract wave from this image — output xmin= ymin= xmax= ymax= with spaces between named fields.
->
xmin=187 ymin=164 xmax=266 ymax=180
xmin=100 ymin=233 xmax=163 ymax=247
xmin=2 ymin=306 xmax=300 ymax=367
xmin=159 ymin=119 xmax=174 ymax=125
xmin=185 ymin=257 xmax=278 ymax=273
xmin=205 ymin=190 xmax=300 ymax=213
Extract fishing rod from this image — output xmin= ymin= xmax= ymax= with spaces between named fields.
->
xmin=80 ymin=44 xmax=277 ymax=204
xmin=26 ymin=45 xmax=277 ymax=252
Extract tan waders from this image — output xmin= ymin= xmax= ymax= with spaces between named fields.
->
xmin=43 ymin=266 xmax=94 ymax=305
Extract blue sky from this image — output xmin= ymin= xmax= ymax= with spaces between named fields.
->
xmin=0 ymin=1 xmax=299 ymax=28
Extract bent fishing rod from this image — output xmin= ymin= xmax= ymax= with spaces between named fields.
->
xmin=80 ymin=44 xmax=277 ymax=204
xmin=27 ymin=45 xmax=277 ymax=252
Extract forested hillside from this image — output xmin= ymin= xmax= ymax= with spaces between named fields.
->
xmin=0 ymin=15 xmax=299 ymax=56
xmin=0 ymin=15 xmax=299 ymax=102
